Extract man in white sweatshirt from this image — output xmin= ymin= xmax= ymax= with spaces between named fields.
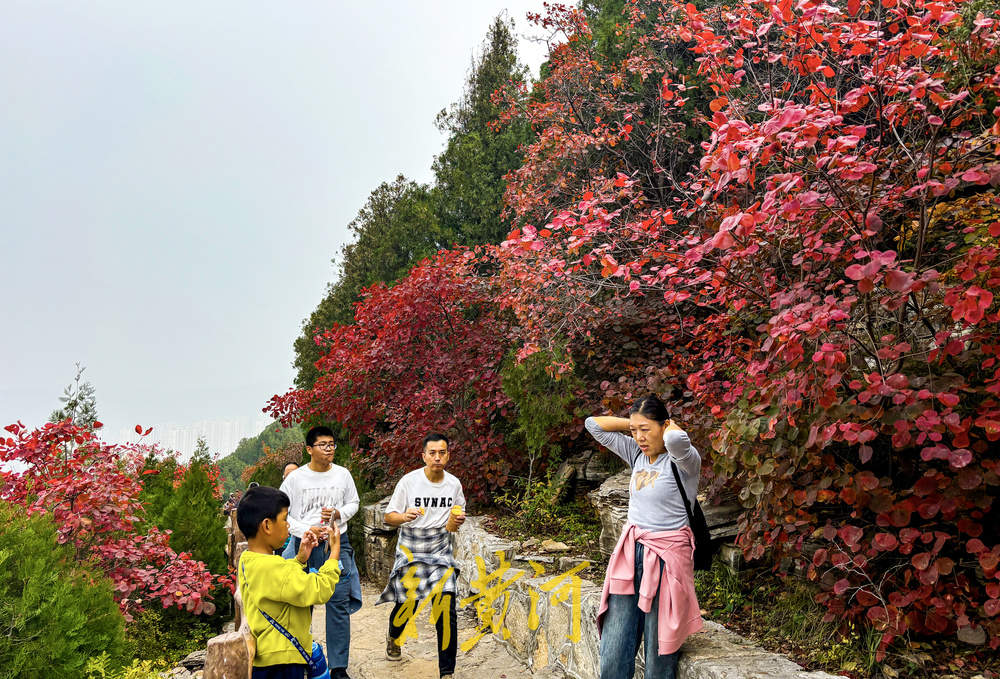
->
xmin=279 ymin=425 xmax=362 ymax=679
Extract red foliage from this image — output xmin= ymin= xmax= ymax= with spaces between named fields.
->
xmin=266 ymin=251 xmax=518 ymax=501
xmin=491 ymin=0 xmax=1000 ymax=655
xmin=240 ymin=442 xmax=302 ymax=486
xmin=0 ymin=420 xmax=222 ymax=620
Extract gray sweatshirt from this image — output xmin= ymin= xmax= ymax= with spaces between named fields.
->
xmin=585 ymin=417 xmax=701 ymax=532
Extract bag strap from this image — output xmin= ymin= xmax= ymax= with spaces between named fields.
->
xmin=669 ymin=460 xmax=696 ymax=526
xmin=240 ymin=560 xmax=312 ymax=664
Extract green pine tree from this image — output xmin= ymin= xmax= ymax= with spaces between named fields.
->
xmin=49 ymin=362 xmax=99 ymax=430
xmin=160 ymin=438 xmax=227 ymax=574
xmin=432 ymin=15 xmax=534 ymax=246
xmin=292 ymin=176 xmax=443 ymax=389
xmin=0 ymin=501 xmax=124 ymax=678
xmin=137 ymin=453 xmax=179 ymax=529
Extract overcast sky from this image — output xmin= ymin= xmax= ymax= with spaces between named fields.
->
xmin=0 ymin=0 xmax=550 ymax=456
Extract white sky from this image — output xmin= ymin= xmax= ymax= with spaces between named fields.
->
xmin=0 ymin=0 xmax=551 ymax=456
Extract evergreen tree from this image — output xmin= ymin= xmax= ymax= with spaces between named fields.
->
xmin=0 ymin=501 xmax=124 ymax=677
xmin=432 ymin=15 xmax=533 ymax=246
xmin=292 ymin=18 xmax=534 ymax=391
xmin=160 ymin=438 xmax=227 ymax=574
xmin=49 ymin=363 xmax=98 ymax=430
xmin=137 ymin=452 xmax=178 ymax=529
xmin=293 ymin=176 xmax=442 ymax=389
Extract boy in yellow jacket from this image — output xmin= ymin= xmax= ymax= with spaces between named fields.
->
xmin=237 ymin=485 xmax=341 ymax=678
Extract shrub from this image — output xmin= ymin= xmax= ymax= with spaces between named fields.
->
xmin=119 ymin=606 xmax=216 ymax=667
xmin=0 ymin=501 xmax=124 ymax=678
xmin=86 ymin=654 xmax=170 ymax=679
xmin=0 ymin=420 xmax=220 ymax=619
xmin=241 ymin=441 xmax=305 ymax=489
xmin=137 ymin=452 xmax=178 ymax=529
xmin=500 ymin=346 xmax=583 ymax=486
xmin=160 ymin=442 xmax=228 ymax=575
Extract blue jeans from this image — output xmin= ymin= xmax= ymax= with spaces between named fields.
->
xmin=599 ymin=542 xmax=680 ymax=679
xmin=292 ymin=534 xmax=357 ymax=671
xmin=251 ymin=664 xmax=304 ymax=679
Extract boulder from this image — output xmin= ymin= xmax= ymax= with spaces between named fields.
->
xmin=453 ymin=517 xmax=518 ymax=599
xmin=587 ymin=472 xmax=631 ymax=557
xmin=179 ymin=648 xmax=207 ymax=670
xmin=233 ymin=542 xmax=248 ymax=568
xmin=957 ymin=625 xmax=987 ymax=645
xmin=203 ymin=632 xmax=252 ymax=679
xmin=540 ymin=539 xmax=571 ymax=553
xmin=363 ymin=531 xmax=398 ymax=587
xmin=588 ymin=471 xmax=743 ymax=557
xmin=232 ymin=521 xmax=246 ymax=547
xmin=160 ymin=668 xmax=191 ymax=679
xmin=361 ymin=496 xmax=396 ymax=534
xmin=551 ymin=450 xmax=623 ymax=502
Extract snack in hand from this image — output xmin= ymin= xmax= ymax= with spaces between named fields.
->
xmin=446 ymin=505 xmax=464 ymax=532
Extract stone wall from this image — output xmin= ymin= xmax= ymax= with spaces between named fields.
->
xmin=358 ymin=496 xmax=398 ymax=585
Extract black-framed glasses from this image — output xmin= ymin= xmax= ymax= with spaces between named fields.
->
xmin=311 ymin=442 xmax=336 ymax=451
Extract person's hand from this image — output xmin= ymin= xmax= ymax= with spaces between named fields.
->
xmin=452 ymin=513 xmax=466 ymax=529
xmin=297 ymin=531 xmax=318 ymax=563
xmin=402 ymin=508 xmax=421 ymax=523
xmin=320 ymin=507 xmax=333 ymax=524
xmin=327 ymin=520 xmax=341 ymax=562
xmin=308 ymin=525 xmax=329 ymax=542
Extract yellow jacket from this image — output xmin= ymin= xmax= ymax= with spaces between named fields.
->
xmin=238 ymin=550 xmax=341 ymax=667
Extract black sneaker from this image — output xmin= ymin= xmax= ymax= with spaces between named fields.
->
xmin=385 ymin=633 xmax=402 ymax=661
xmin=330 ymin=669 xmax=352 ymax=679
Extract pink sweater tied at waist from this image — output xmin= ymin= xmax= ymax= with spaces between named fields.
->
xmin=597 ymin=523 xmax=703 ymax=656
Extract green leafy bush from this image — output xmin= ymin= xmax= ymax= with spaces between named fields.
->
xmin=120 ymin=606 xmax=215 ymax=667
xmin=494 ymin=478 xmax=602 ymax=558
xmin=86 ymin=653 xmax=169 ymax=679
xmin=0 ymin=501 xmax=124 ymax=678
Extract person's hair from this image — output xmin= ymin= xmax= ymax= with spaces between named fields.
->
xmin=236 ymin=486 xmax=290 ymax=539
xmin=306 ymin=425 xmax=335 ymax=447
xmin=629 ymin=394 xmax=669 ymax=424
xmin=423 ymin=432 xmax=449 ymax=449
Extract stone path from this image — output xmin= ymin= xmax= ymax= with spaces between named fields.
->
xmin=313 ymin=582 xmax=567 ymax=679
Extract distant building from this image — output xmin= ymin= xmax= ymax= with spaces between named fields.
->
xmin=114 ymin=415 xmax=272 ymax=459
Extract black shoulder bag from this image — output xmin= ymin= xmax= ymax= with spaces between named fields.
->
xmin=669 ymin=461 xmax=717 ymax=571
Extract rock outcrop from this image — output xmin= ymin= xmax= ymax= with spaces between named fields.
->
xmin=587 ymin=472 xmax=741 ymax=558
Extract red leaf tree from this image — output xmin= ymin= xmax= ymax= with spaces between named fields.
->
xmin=266 ymin=251 xmax=518 ymax=502
xmin=492 ymin=0 xmax=1000 ymax=653
xmin=1 ymin=420 xmax=221 ymax=620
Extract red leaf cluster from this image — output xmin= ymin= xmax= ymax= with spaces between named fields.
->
xmin=488 ymin=0 xmax=1000 ymax=654
xmin=266 ymin=251 xmax=517 ymax=501
xmin=0 ymin=420 xmax=222 ymax=620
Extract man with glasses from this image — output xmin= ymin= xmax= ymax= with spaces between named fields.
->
xmin=279 ymin=425 xmax=362 ymax=679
